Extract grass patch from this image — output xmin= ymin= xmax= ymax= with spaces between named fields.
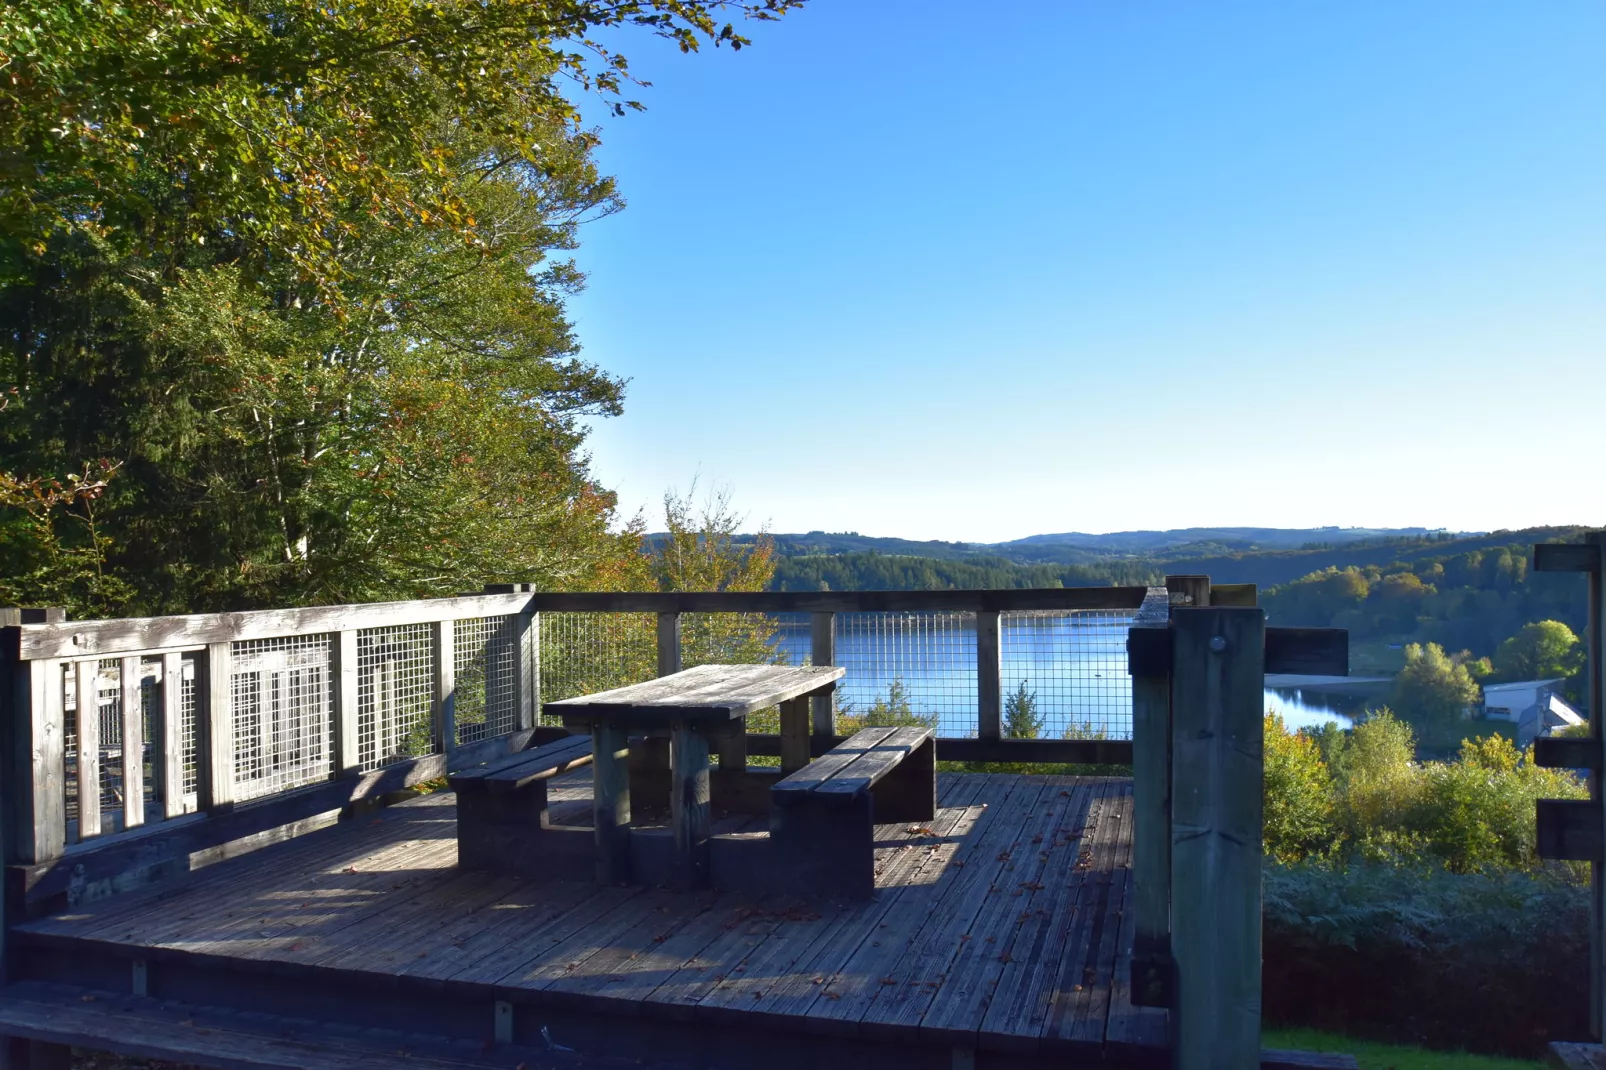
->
xmin=1264 ymin=1027 xmax=1545 ymax=1069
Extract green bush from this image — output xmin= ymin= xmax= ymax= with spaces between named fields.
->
xmin=1263 ymin=862 xmax=1589 ymax=1057
xmin=1264 ymin=709 xmax=1586 ymax=872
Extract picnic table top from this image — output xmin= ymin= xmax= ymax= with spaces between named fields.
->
xmin=546 ymin=663 xmax=845 ymax=726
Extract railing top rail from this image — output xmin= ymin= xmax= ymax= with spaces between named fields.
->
xmin=3 ymin=585 xmax=1150 ymax=662
xmin=5 ymin=591 xmax=534 ymax=661
xmin=521 ymin=587 xmax=1149 ymax=615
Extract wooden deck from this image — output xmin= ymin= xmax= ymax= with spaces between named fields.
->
xmin=9 ymin=771 xmax=1164 ymax=1069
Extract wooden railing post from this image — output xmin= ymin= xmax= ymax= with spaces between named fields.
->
xmin=74 ymin=660 xmax=102 ymax=841
xmin=1127 ymin=586 xmax=1173 ymax=1008
xmin=1169 ymin=605 xmax=1264 ymax=1070
xmin=809 ymin=612 xmax=835 ymax=739
xmin=516 ymin=611 xmax=539 ymax=732
xmin=331 ymin=630 xmax=360 ymax=779
xmin=1165 ymin=574 xmax=1211 ymax=611
xmin=158 ymin=652 xmax=187 ymax=819
xmin=657 ymin=612 xmax=682 ymax=678
xmin=433 ymin=620 xmax=456 ymax=757
xmin=199 ymin=641 xmax=235 ymax=814
xmin=2 ymin=655 xmax=67 ymax=866
xmin=977 ymin=610 xmax=1002 ymax=739
xmin=119 ymin=656 xmax=145 ymax=831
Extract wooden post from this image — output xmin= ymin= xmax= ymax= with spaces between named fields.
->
xmin=3 ymin=657 xmax=67 ymax=864
xmin=74 ymin=660 xmax=101 ymax=840
xmin=159 ymin=652 xmax=186 ymax=819
xmin=780 ymin=696 xmax=811 ymax=774
xmin=669 ymin=722 xmax=711 ymax=889
xmin=200 ymin=641 xmax=235 ymax=813
xmin=433 ymin=620 xmax=456 ymax=756
xmin=119 ymin=656 xmax=145 ymax=831
xmin=515 ymin=611 xmax=538 ymax=732
xmin=592 ymin=723 xmax=632 ymax=885
xmin=657 ymin=612 xmax=682 ymax=678
xmin=1165 ymin=574 xmax=1211 ymax=612
xmin=810 ymin=612 xmax=835 ymax=737
xmin=331 ymin=630 xmax=360 ymax=779
xmin=1127 ymin=587 xmax=1172 ymax=1007
xmin=977 ymin=610 xmax=1002 ymax=739
xmin=1590 ymin=531 xmax=1606 ymax=1041
xmin=1169 ymin=606 xmax=1264 ymax=1070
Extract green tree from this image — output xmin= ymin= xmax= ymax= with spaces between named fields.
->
xmin=1 ymin=0 xmax=800 ymax=292
xmin=1004 ymin=679 xmax=1043 ymax=739
xmin=1493 ymin=620 xmax=1583 ymax=682
xmin=1263 ymin=710 xmax=1337 ymax=863
xmin=839 ymin=678 xmax=937 ymax=732
xmin=1390 ymin=643 xmax=1480 ymax=727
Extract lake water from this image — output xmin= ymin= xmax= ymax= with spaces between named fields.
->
xmin=770 ymin=614 xmax=1353 ymax=740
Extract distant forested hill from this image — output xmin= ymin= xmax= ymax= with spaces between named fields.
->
xmin=768 ymin=552 xmax=1159 ymax=592
xmin=744 ymin=525 xmax=1601 ymax=667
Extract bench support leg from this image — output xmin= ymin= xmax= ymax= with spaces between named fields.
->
xmin=771 ymin=790 xmax=875 ymax=899
xmin=872 ymin=735 xmax=937 ymax=825
xmin=669 ymin=721 xmax=711 ymax=889
xmin=780 ymin=696 xmax=811 ymax=775
xmin=593 ymin=723 xmax=632 ymax=885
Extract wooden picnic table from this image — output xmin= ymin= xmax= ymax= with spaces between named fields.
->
xmin=545 ymin=663 xmax=845 ymax=889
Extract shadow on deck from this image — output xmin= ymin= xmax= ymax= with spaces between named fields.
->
xmin=10 ymin=772 xmax=1160 ymax=1069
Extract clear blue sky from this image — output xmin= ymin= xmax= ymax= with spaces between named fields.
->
xmin=562 ymin=1 xmax=1606 ymax=543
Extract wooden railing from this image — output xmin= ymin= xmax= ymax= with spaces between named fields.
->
xmin=1 ymin=584 xmax=1164 ymax=916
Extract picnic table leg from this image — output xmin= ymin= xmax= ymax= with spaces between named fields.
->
xmin=669 ymin=720 xmax=711 ymax=889
xmin=592 ymin=723 xmax=632 ymax=885
xmin=780 ymin=696 xmax=811 ymax=774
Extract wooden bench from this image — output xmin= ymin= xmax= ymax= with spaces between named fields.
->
xmin=447 ymin=734 xmax=593 ymax=874
xmin=768 ymin=725 xmax=936 ymax=899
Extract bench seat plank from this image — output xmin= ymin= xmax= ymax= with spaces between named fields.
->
xmin=771 ymin=727 xmax=898 ymax=796
xmin=447 ymin=735 xmax=591 ymax=792
xmin=815 ymin=727 xmax=932 ymax=797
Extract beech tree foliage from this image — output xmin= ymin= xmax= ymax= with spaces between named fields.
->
xmin=1 ymin=1 xmax=803 ymax=613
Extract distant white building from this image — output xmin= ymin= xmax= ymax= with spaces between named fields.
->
xmin=1516 ymin=693 xmax=1585 ymax=747
xmin=1481 ymin=679 xmax=1565 ymax=722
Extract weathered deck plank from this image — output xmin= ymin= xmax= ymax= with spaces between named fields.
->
xmin=11 ymin=771 xmax=1156 ymax=1068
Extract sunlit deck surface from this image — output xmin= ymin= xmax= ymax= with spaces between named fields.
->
xmin=13 ymin=771 xmax=1161 ymax=1069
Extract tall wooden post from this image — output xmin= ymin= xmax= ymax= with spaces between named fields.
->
xmin=330 ymin=631 xmax=360 ymax=779
xmin=1170 ymin=606 xmax=1264 ymax=1070
xmin=1127 ymin=587 xmax=1173 ymax=1007
xmin=432 ymin=620 xmax=456 ymax=758
xmin=657 ymin=612 xmax=682 ymax=678
xmin=199 ymin=641 xmax=235 ymax=814
xmin=810 ymin=612 xmax=835 ymax=738
xmin=977 ymin=610 xmax=1002 ymax=739
xmin=1590 ymin=532 xmax=1606 ymax=1040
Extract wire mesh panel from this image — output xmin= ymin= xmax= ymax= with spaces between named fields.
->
xmin=230 ymin=635 xmax=332 ymax=802
xmin=453 ymin=616 xmax=518 ymax=747
xmin=538 ymin=612 xmax=656 ymax=718
xmin=1000 ymin=610 xmax=1138 ymax=741
xmin=680 ymin=612 xmax=800 ymax=670
xmin=833 ymin=612 xmax=978 ymax=737
xmin=356 ymin=623 xmax=435 ymax=771
xmin=180 ymin=656 xmax=198 ymax=799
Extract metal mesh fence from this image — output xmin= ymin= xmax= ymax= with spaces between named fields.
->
xmin=538 ymin=612 xmax=656 ymax=719
xmin=832 ymin=612 xmax=978 ymax=737
xmin=356 ymin=623 xmax=435 ymax=771
xmin=1000 ymin=610 xmax=1136 ymax=741
xmin=454 ymin=616 xmax=518 ymax=747
xmin=180 ymin=655 xmax=198 ymax=799
xmin=231 ymin=635 xmax=332 ymax=802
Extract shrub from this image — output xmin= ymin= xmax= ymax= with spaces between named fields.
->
xmin=1004 ymin=679 xmax=1043 ymax=739
xmin=1263 ymin=711 xmax=1336 ymax=863
xmin=1263 ymin=862 xmax=1589 ymax=1057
